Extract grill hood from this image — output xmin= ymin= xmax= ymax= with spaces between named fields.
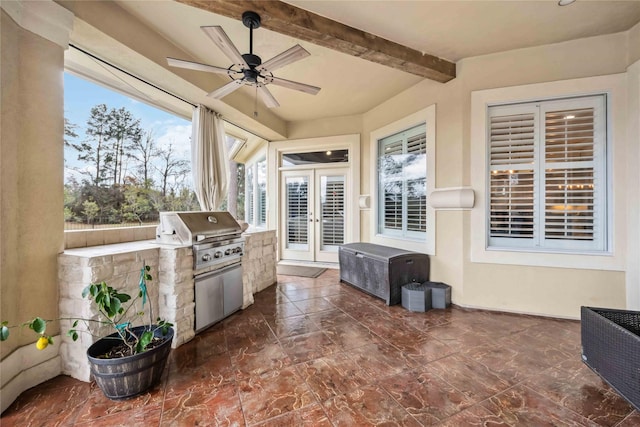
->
xmin=156 ymin=211 xmax=242 ymax=245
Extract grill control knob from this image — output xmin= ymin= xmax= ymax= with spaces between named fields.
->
xmin=225 ymin=249 xmax=231 ymax=255
xmin=214 ymin=251 xmax=223 ymax=258
xmin=202 ymin=253 xmax=212 ymax=262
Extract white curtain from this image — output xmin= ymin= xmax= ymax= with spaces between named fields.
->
xmin=191 ymin=105 xmax=228 ymax=211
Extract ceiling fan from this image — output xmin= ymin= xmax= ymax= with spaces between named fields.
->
xmin=167 ymin=11 xmax=320 ymax=108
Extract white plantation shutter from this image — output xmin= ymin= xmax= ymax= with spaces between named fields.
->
xmin=407 ymin=133 xmax=427 ymax=233
xmin=258 ymin=186 xmax=266 ymax=225
xmin=378 ymin=123 xmax=427 ymax=239
xmin=407 ymin=132 xmax=426 ymax=154
xmin=246 ymin=166 xmax=254 ymax=225
xmin=321 ymin=177 xmax=345 ymax=248
xmin=487 ymin=95 xmax=606 ymax=252
xmin=407 ymin=178 xmax=426 ymax=232
xmin=285 ymin=177 xmax=309 ymax=249
xmin=257 ymin=159 xmax=267 ymax=226
xmin=488 ymin=107 xmax=537 ymax=244
xmin=541 ymin=98 xmax=605 ymax=250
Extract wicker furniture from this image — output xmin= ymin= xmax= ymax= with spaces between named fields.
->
xmin=339 ymin=243 xmax=429 ymax=305
xmin=581 ymin=306 xmax=640 ymax=411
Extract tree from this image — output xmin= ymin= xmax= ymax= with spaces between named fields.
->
xmin=82 ymin=200 xmax=100 ymax=226
xmin=129 ymin=130 xmax=157 ymax=189
xmin=71 ymin=104 xmax=112 ymax=185
xmin=105 ymin=107 xmax=143 ymax=186
xmin=64 ymin=118 xmax=78 ymax=147
xmin=155 ymin=143 xmax=189 ymax=197
xmin=121 ymin=185 xmax=154 ymax=225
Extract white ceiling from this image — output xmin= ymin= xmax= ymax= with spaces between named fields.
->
xmin=286 ymin=0 xmax=640 ymax=62
xmin=103 ymin=1 xmax=640 ymax=127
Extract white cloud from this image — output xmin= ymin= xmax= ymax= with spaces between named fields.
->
xmin=156 ymin=124 xmax=192 ymax=159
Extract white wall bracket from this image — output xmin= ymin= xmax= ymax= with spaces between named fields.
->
xmin=429 ymin=187 xmax=475 ymax=210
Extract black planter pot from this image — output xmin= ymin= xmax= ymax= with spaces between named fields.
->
xmin=86 ymin=325 xmax=174 ymax=400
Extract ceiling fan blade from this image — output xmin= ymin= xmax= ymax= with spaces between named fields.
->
xmin=166 ymin=57 xmax=232 ymax=75
xmin=267 ymin=76 xmax=321 ymax=95
xmin=201 ymin=26 xmax=249 ymax=69
xmin=258 ymin=85 xmax=280 ymax=108
xmin=207 ymin=80 xmax=244 ymax=99
xmin=258 ymin=45 xmax=310 ymax=73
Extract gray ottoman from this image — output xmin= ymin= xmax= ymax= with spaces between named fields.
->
xmin=402 ymin=283 xmax=432 ymax=312
xmin=423 ymin=282 xmax=451 ymax=309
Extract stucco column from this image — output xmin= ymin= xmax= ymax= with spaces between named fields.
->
xmin=0 ymin=0 xmax=73 ymax=413
xmin=627 ymin=58 xmax=640 ymax=310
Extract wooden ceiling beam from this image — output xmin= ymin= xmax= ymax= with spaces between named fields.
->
xmin=175 ymin=0 xmax=456 ymax=82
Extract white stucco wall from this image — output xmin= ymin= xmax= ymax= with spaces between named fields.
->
xmin=289 ymin=31 xmax=636 ymax=319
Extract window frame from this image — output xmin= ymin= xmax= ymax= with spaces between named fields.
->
xmin=470 ymin=74 xmax=626 ymax=271
xmin=377 ymin=123 xmax=428 ymax=241
xmin=370 ymin=105 xmax=436 ymax=255
xmin=487 ymin=95 xmax=607 ymax=253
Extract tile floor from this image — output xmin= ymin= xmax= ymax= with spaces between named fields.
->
xmin=2 ymin=269 xmax=639 ymax=426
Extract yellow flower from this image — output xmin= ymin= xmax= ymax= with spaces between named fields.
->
xmin=36 ymin=336 xmax=49 ymax=350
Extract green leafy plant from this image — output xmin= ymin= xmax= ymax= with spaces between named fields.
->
xmin=1 ymin=263 xmax=172 ymax=357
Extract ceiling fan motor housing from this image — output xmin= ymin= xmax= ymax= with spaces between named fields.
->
xmin=242 ymin=53 xmax=262 ymax=68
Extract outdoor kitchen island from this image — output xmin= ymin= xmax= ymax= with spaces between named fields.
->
xmin=57 ymin=228 xmax=276 ymax=383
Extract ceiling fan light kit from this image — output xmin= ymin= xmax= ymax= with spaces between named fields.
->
xmin=167 ymin=10 xmax=320 ymax=108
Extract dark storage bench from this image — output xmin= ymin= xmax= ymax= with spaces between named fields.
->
xmin=581 ymin=306 xmax=640 ymax=411
xmin=339 ymin=243 xmax=429 ymax=305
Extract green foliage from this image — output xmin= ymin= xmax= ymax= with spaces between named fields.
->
xmin=29 ymin=317 xmax=47 ymax=334
xmin=1 ymin=264 xmax=173 ymax=357
xmin=82 ymin=200 xmax=100 ymax=224
xmin=64 ymin=104 xmax=198 ymax=228
xmin=63 ymin=207 xmax=75 ymax=222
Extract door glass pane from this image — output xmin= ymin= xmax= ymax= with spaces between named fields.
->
xmin=320 ymin=175 xmax=345 ymax=251
xmin=285 ymin=176 xmax=309 ymax=250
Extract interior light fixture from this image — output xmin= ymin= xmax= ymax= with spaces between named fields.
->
xmin=564 ymin=114 xmax=576 ymax=119
xmin=558 ymin=0 xmax=576 ymax=6
xmin=326 ymin=150 xmax=332 ymax=155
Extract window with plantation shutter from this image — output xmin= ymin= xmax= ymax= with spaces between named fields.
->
xmin=487 ymin=95 xmax=607 ymax=252
xmin=245 ymin=157 xmax=267 ymax=228
xmin=246 ymin=165 xmax=254 ymax=225
xmin=257 ymin=159 xmax=266 ymax=226
xmin=378 ymin=123 xmax=427 ymax=240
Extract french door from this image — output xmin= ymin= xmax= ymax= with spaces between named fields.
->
xmin=281 ymin=168 xmax=347 ymax=263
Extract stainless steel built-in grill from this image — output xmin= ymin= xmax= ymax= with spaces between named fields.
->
xmin=156 ymin=211 xmax=245 ymax=269
xmin=156 ymin=211 xmax=245 ymax=332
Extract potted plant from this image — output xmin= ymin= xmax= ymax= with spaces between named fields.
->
xmin=1 ymin=262 xmax=173 ymax=400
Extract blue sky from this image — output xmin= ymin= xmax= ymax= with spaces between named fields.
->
xmin=64 ymin=73 xmax=192 ymax=184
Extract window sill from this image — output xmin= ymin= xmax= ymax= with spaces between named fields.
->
xmin=371 ymin=234 xmax=432 ymax=255
xmin=471 ymin=245 xmax=624 ymax=271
